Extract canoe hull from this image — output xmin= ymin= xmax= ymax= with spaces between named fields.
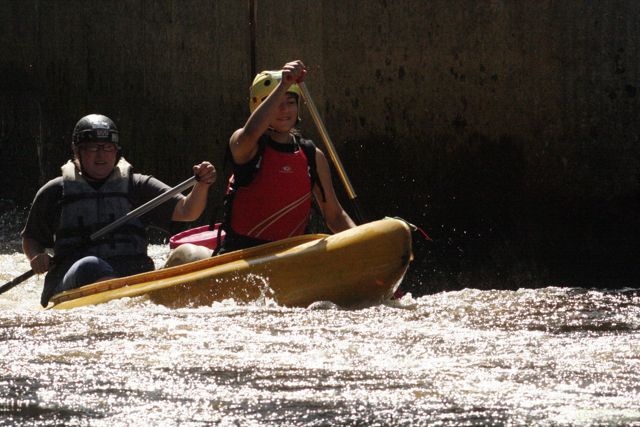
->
xmin=50 ymin=218 xmax=413 ymax=310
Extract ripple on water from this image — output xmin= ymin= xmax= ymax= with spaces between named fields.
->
xmin=1 ymin=248 xmax=640 ymax=426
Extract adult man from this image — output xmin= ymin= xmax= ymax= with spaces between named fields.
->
xmin=21 ymin=114 xmax=216 ymax=307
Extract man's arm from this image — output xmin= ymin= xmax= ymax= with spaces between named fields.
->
xmin=22 ymin=237 xmax=51 ymax=274
xmin=21 ymin=178 xmax=60 ymax=274
xmin=171 ymin=161 xmax=217 ymax=222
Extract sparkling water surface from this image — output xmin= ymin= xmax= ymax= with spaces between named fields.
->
xmin=1 ymin=242 xmax=640 ymax=426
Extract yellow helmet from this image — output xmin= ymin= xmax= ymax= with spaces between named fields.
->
xmin=249 ymin=70 xmax=301 ymax=113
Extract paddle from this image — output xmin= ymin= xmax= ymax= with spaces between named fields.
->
xmin=0 ymin=175 xmax=198 ymax=296
xmin=298 ymin=82 xmax=365 ymax=224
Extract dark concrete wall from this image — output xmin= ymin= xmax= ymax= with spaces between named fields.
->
xmin=1 ymin=0 xmax=249 ymax=197
xmin=1 ymin=1 xmax=639 ymax=292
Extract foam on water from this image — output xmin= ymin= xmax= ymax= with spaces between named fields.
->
xmin=1 ymin=245 xmax=640 ymax=426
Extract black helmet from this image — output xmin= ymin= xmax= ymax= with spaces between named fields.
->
xmin=72 ymin=114 xmax=119 ymax=146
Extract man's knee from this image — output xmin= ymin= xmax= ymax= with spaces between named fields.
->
xmin=60 ymin=256 xmax=116 ymax=292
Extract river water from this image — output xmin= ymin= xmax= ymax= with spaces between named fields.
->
xmin=2 ymin=237 xmax=640 ymax=426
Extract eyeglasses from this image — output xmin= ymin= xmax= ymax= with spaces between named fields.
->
xmin=80 ymin=143 xmax=118 ymax=153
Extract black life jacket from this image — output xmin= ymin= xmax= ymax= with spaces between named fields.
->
xmin=54 ymin=158 xmax=148 ymax=260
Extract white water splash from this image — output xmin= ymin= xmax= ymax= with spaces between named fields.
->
xmin=1 ymin=246 xmax=640 ymax=426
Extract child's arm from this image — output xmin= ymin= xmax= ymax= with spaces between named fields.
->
xmin=230 ymin=60 xmax=307 ymax=165
xmin=313 ymin=149 xmax=357 ymax=233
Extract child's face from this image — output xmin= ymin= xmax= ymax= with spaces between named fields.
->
xmin=270 ymin=93 xmax=299 ymax=133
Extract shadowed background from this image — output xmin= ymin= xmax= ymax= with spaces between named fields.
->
xmin=1 ymin=1 xmax=638 ymax=295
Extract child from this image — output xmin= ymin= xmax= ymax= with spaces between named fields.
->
xmin=217 ymin=59 xmax=355 ymax=253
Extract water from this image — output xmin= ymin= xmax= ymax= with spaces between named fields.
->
xmin=1 ymin=243 xmax=640 ymax=426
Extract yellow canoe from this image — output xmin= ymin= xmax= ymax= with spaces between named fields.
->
xmin=50 ymin=218 xmax=413 ymax=310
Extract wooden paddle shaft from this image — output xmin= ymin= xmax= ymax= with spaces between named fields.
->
xmin=0 ymin=269 xmax=36 ymax=295
xmin=298 ymin=82 xmax=358 ymax=201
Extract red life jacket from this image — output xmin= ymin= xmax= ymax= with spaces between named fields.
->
xmin=227 ymin=136 xmax=314 ymax=241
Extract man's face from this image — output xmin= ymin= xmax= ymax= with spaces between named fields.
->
xmin=77 ymin=142 xmax=118 ymax=180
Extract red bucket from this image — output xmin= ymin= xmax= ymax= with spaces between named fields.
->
xmin=169 ymin=223 xmax=225 ymax=250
